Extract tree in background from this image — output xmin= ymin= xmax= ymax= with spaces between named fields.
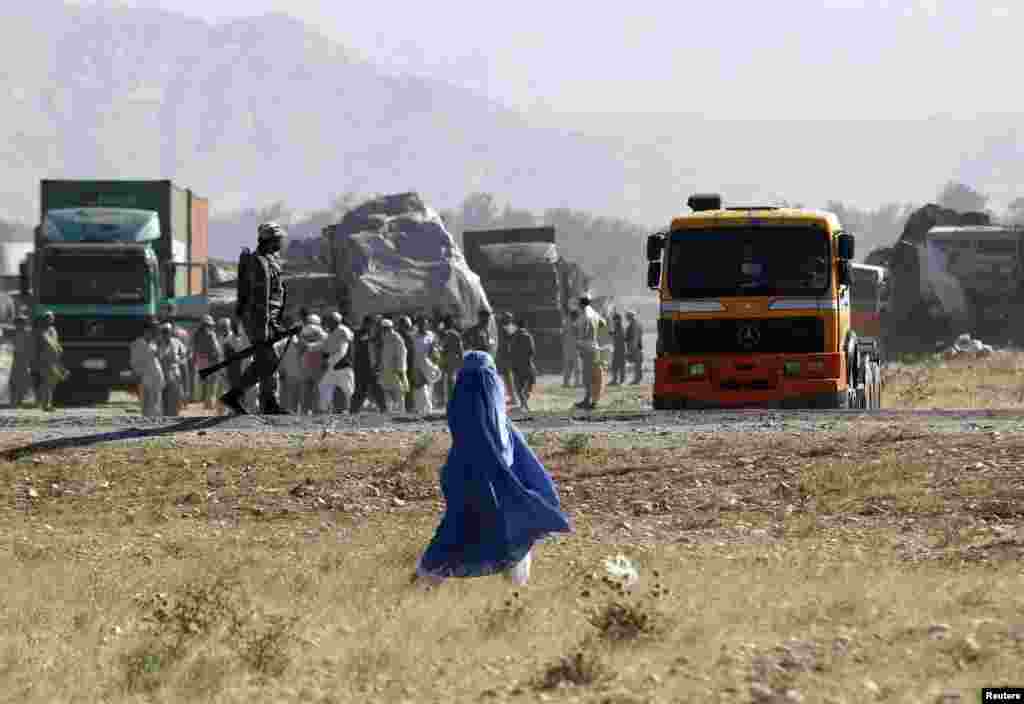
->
xmin=825 ymin=200 xmax=917 ymax=262
xmin=937 ymin=181 xmax=989 ymax=214
xmin=1008 ymin=197 xmax=1024 ymax=225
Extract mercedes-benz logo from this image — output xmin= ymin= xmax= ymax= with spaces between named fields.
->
xmin=737 ymin=323 xmax=761 ymax=350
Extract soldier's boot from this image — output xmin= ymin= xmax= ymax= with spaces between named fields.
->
xmin=220 ymin=389 xmax=249 ymax=416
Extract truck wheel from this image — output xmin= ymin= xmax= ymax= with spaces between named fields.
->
xmin=871 ymin=360 xmax=883 ymax=409
xmin=863 ymin=362 xmax=875 ymax=410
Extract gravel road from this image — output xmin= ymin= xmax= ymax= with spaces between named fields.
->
xmin=1 ymin=406 xmax=1023 ymax=458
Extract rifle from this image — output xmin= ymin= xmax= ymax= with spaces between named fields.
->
xmin=198 ymin=324 xmax=302 ymax=380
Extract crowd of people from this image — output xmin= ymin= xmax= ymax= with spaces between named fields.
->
xmin=121 ymin=298 xmax=643 ymax=418
xmin=5 ymin=298 xmax=645 ymax=417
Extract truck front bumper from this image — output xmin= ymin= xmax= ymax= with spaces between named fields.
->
xmin=62 ymin=344 xmax=139 ymax=387
xmin=652 ymin=353 xmax=848 ymax=409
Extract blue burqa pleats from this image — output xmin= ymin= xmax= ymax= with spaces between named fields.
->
xmin=417 ymin=351 xmax=571 ymax=579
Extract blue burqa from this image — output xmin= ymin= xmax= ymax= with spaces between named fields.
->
xmin=417 ymin=351 xmax=571 ymax=578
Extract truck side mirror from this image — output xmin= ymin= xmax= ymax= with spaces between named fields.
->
xmin=647 ymin=261 xmax=662 ymax=290
xmin=838 ymin=232 xmax=855 ymax=261
xmin=838 ymin=260 xmax=852 ymax=287
xmin=646 ymin=233 xmax=665 ymax=261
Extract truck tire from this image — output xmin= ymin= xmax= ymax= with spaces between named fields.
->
xmin=870 ymin=359 xmax=883 ymax=409
xmin=863 ymin=361 xmax=875 ymax=410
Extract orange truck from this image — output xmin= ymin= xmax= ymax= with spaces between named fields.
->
xmin=646 ymin=194 xmax=882 ymax=410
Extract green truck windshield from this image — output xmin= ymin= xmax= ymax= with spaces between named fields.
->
xmin=39 ymin=252 xmax=149 ymax=305
xmin=667 ymin=227 xmax=831 ymax=298
xmin=43 ymin=208 xmax=160 ymax=243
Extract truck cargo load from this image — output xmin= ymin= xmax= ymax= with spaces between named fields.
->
xmin=884 ymin=203 xmax=1024 ymax=351
xmin=324 ymin=192 xmax=491 ymax=328
xmin=462 ymin=226 xmax=596 ymax=373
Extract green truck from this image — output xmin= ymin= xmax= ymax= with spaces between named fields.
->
xmin=22 ymin=180 xmax=209 ymax=403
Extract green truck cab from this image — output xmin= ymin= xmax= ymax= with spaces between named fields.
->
xmin=23 ymin=180 xmax=209 ymax=402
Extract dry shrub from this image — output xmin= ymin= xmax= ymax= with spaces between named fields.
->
xmin=122 ymin=572 xmax=301 ymax=695
xmin=583 ymin=571 xmax=669 ymax=644
xmin=534 ymin=647 xmax=607 ymax=690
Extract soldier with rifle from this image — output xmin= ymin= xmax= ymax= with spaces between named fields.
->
xmin=219 ymin=222 xmax=293 ymax=415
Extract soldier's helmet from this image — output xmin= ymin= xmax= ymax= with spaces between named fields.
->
xmin=306 ymin=313 xmax=322 ymax=327
xmin=326 ymin=311 xmax=342 ymax=326
xmin=257 ymin=222 xmax=287 ymax=242
xmin=200 ymin=314 xmax=215 ymax=327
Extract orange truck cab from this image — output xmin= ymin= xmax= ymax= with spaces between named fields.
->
xmin=646 ymin=193 xmax=882 ymax=410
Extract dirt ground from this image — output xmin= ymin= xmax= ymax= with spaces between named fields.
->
xmin=1 ymin=353 xmax=1023 ymax=702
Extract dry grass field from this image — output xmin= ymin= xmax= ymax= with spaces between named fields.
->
xmin=883 ymin=350 xmax=1024 ymax=411
xmin=2 ymin=400 xmax=1024 ymax=703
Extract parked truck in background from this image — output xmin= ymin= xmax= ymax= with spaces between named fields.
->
xmin=22 ymin=180 xmax=209 ymax=403
xmin=850 ymin=262 xmax=888 ymax=349
xmin=646 ymin=193 xmax=881 ymax=410
xmin=462 ymin=226 xmax=593 ymax=373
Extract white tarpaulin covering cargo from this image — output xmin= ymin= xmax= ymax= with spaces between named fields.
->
xmin=327 ymin=193 xmax=490 ymax=328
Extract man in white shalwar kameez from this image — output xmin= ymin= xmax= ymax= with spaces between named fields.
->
xmin=129 ymin=319 xmax=165 ymax=417
xmin=318 ymin=312 xmax=355 ymax=414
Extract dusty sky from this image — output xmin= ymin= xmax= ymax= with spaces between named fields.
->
xmin=126 ymin=0 xmax=1021 ymax=120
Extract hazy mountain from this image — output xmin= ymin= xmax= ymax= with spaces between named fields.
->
xmin=3 ymin=2 xmax=1023 ymax=262
xmin=0 ymin=2 xmax=672 ymax=257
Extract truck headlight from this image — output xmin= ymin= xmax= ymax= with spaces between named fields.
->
xmin=688 ymin=362 xmax=706 ymax=378
xmin=783 ymin=361 xmax=801 ymax=376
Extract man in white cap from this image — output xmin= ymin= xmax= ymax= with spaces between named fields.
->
xmin=296 ymin=314 xmax=327 ymax=414
xmin=318 ymin=311 xmax=354 ymax=414
xmin=574 ymin=294 xmax=603 ymax=410
xmin=377 ymin=318 xmax=408 ymax=412
xmin=33 ymin=310 xmax=66 ymax=412
xmin=157 ymin=321 xmax=188 ymax=416
xmin=221 ymin=222 xmax=290 ymax=414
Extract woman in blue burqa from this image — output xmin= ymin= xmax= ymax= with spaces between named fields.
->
xmin=416 ymin=351 xmax=571 ymax=585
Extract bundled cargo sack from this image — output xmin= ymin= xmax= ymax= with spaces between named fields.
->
xmin=326 ymin=193 xmax=491 ymax=329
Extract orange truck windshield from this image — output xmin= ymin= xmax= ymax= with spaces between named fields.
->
xmin=666 ymin=226 xmax=831 ymax=298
